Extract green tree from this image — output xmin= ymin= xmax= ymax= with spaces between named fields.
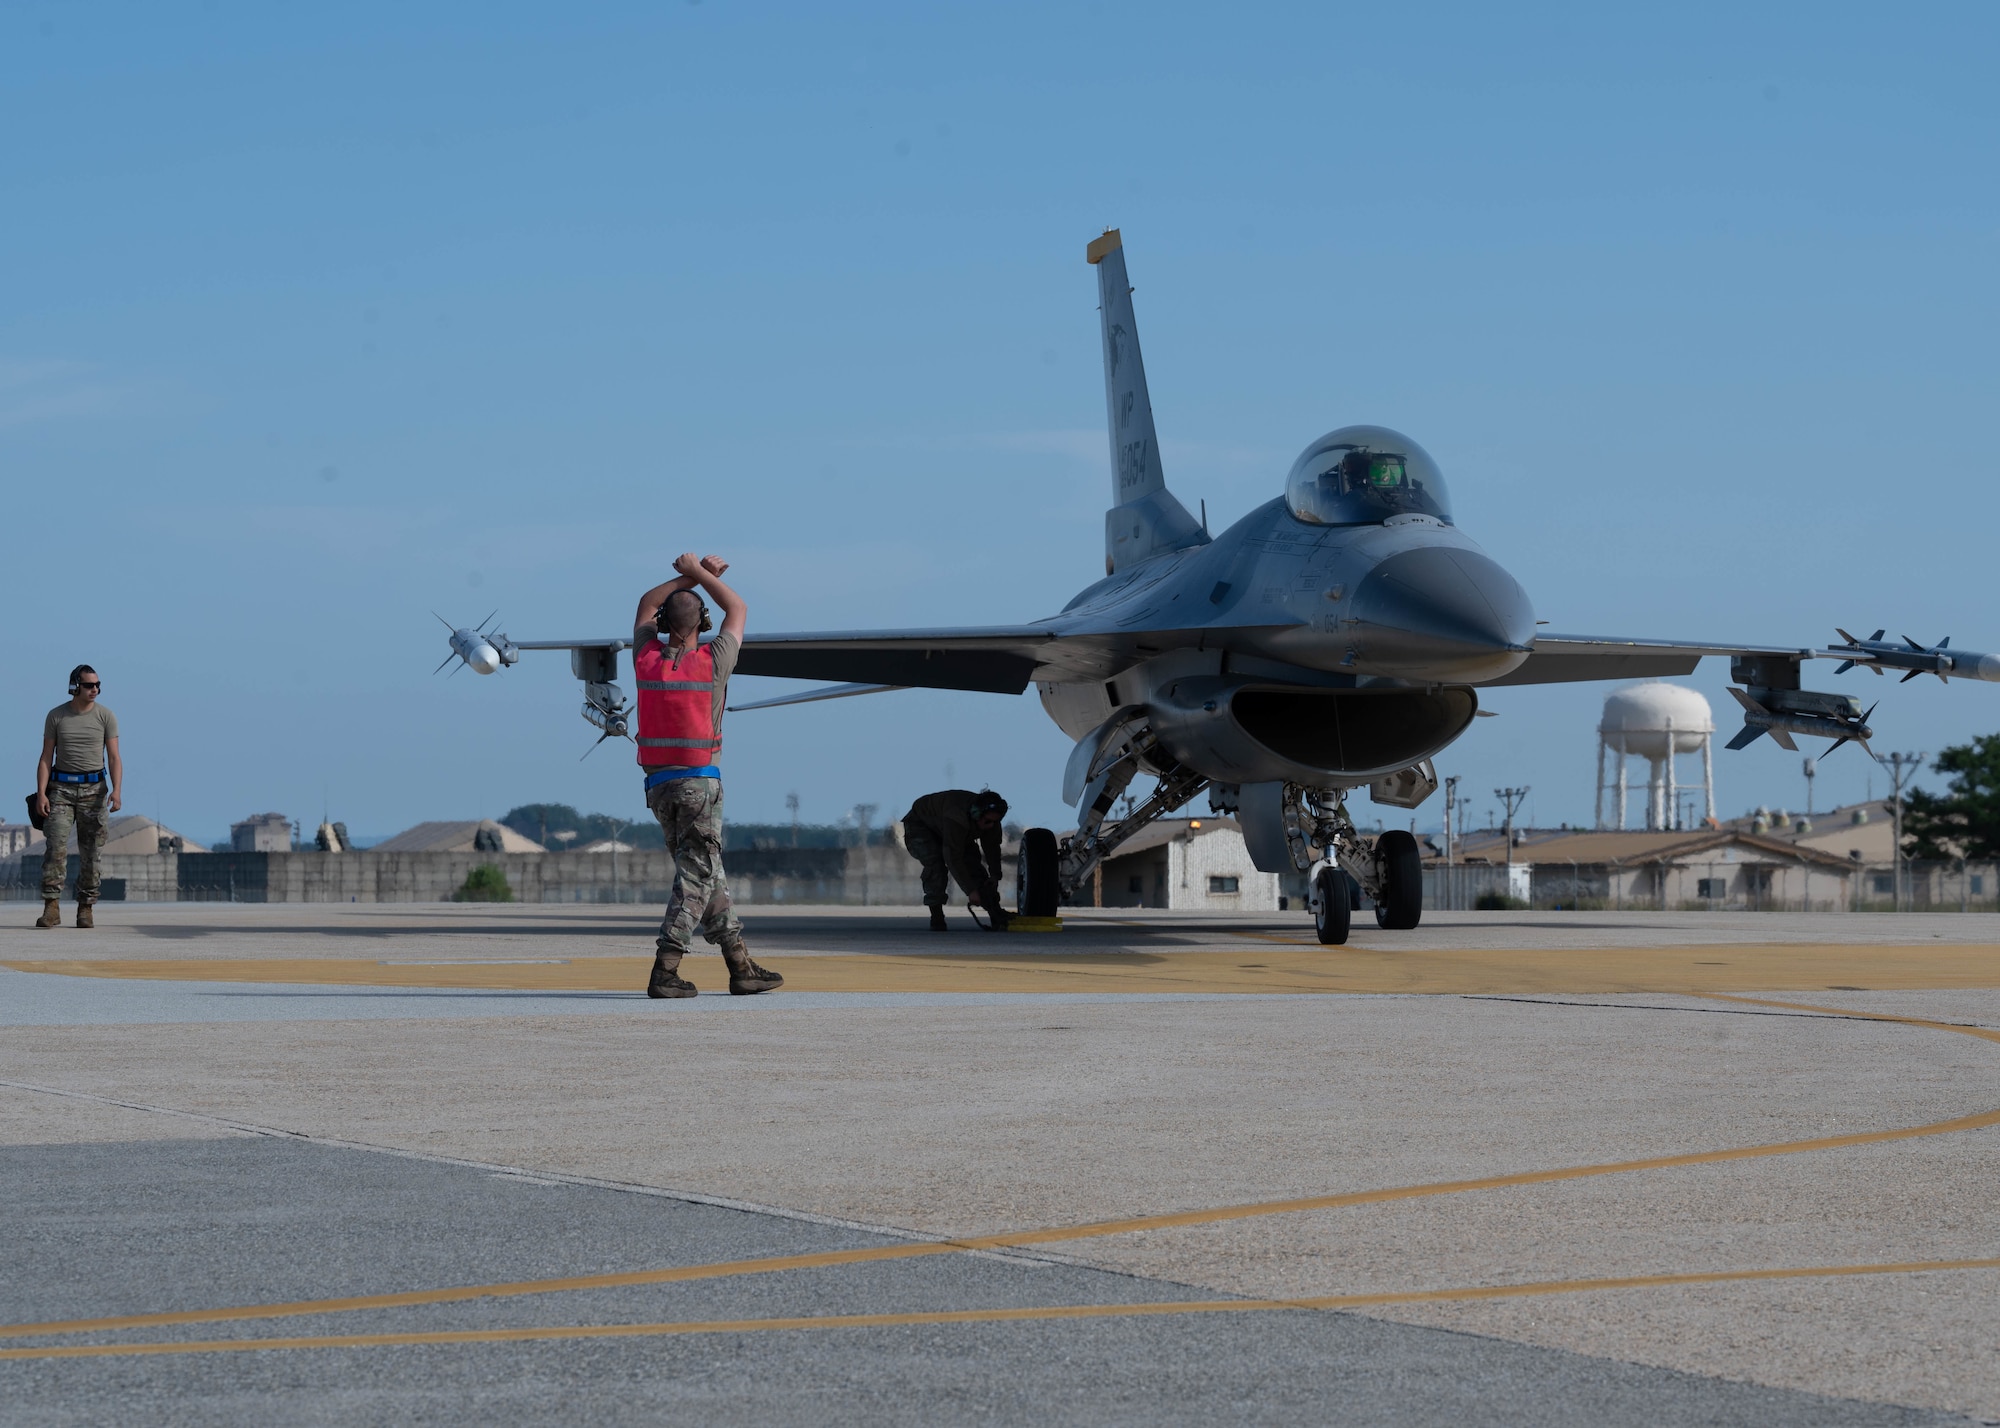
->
xmin=453 ymin=864 xmax=515 ymax=902
xmin=500 ymin=803 xmax=663 ymax=850
xmin=1901 ymin=735 xmax=2000 ymax=859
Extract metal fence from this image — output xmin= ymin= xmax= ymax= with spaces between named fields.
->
xmin=1419 ymin=858 xmax=2000 ymax=913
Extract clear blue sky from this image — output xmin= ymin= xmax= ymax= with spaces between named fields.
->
xmin=6 ymin=2 xmax=1997 ymax=845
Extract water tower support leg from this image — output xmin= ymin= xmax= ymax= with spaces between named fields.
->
xmin=1666 ymin=716 xmax=1678 ymax=831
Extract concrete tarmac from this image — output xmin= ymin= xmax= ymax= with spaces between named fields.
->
xmin=3 ymin=904 xmax=1999 ymax=1424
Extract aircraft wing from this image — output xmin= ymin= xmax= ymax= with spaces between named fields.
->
xmin=1479 ymin=633 xmax=1819 ymax=687
xmin=513 ymin=623 xmax=1309 ymax=693
xmin=514 ymin=626 xmax=1081 ymax=694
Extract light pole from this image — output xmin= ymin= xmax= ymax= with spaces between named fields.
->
xmin=851 ymin=803 xmax=878 ymax=906
xmin=1496 ymin=786 xmax=1530 ymax=903
xmin=609 ymin=820 xmax=630 ymax=904
xmin=1876 ymin=753 xmax=1924 ymax=913
xmin=1496 ymin=787 xmax=1530 ymax=863
xmin=1442 ymin=776 xmax=1460 ymax=911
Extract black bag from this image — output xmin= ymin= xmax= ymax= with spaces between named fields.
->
xmin=25 ymin=793 xmax=46 ymax=832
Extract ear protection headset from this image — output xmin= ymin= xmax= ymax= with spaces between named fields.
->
xmin=68 ymin=665 xmax=95 ymax=695
xmin=656 ymin=594 xmax=713 ymax=637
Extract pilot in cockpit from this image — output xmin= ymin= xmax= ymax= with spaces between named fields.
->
xmin=1285 ymin=425 xmax=1453 ymax=527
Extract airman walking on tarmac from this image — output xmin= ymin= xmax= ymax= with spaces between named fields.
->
xmin=31 ymin=664 xmax=122 ymax=929
xmin=902 ymin=789 xmax=1010 ymax=931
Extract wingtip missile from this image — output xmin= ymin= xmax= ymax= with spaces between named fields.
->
xmin=1826 ymin=628 xmax=1997 ymax=683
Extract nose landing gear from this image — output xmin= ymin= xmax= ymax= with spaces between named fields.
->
xmin=1285 ymin=783 xmax=1425 ymax=940
xmin=1311 ymin=865 xmax=1353 ymax=944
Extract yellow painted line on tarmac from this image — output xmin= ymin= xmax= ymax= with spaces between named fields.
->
xmin=1699 ymin=990 xmax=2000 ymax=1044
xmin=11 ymin=940 xmax=2000 ymax=995
xmin=11 ymin=1085 xmax=2000 ymax=1341
xmin=6 ymin=1257 xmax=1999 ymax=1362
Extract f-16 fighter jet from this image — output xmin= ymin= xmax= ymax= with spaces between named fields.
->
xmin=446 ymin=230 xmax=1999 ymax=944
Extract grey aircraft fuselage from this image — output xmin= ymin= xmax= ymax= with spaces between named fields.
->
xmin=1032 ymin=497 xmax=1533 ymax=789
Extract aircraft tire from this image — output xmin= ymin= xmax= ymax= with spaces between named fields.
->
xmin=1314 ymin=867 xmax=1351 ymax=945
xmin=1374 ymin=829 xmax=1424 ymax=930
xmin=1019 ymin=827 xmax=1061 ymax=918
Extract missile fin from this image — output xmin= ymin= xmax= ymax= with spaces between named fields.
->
xmin=1822 ymin=736 xmax=1851 ymax=758
xmin=1835 ymin=660 xmax=1855 ymax=674
xmin=1726 ymin=686 xmax=1766 ymax=714
xmin=1900 ymin=668 xmax=1922 ymax=683
xmin=432 ymin=650 xmax=457 ymax=676
xmin=1725 ymin=724 xmax=1766 ymax=751
xmin=1902 ymin=634 xmax=1927 ymax=652
xmin=1769 ymin=728 xmax=1800 ymax=752
xmin=1835 ymin=627 xmax=1859 ymax=646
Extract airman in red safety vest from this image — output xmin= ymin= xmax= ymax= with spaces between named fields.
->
xmin=633 ymin=553 xmax=782 ymax=999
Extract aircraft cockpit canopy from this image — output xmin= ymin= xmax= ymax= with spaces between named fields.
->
xmin=1284 ymin=426 xmax=1453 ymax=527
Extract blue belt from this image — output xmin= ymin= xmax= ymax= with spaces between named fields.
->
xmin=644 ymin=765 xmax=721 ymax=790
xmin=52 ymin=769 xmax=105 ymax=785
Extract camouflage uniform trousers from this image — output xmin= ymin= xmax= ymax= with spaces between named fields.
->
xmin=40 ymin=782 xmax=109 ymax=903
xmin=902 ymin=822 xmax=991 ymax=909
xmin=646 ymin=775 xmax=751 ymax=976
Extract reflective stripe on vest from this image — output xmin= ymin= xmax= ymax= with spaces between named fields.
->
xmin=633 ymin=640 xmax=722 ymax=768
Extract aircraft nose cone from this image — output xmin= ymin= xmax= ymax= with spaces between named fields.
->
xmin=1349 ymin=545 xmax=1536 ymax=678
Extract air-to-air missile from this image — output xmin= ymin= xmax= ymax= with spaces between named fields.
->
xmin=432 ymin=611 xmax=518 ymax=678
xmin=1725 ymin=686 xmax=1875 ymax=756
xmin=1828 ymin=629 xmax=2000 ymax=684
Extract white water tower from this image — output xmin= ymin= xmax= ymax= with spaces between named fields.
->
xmin=1595 ymin=682 xmax=1715 ymax=831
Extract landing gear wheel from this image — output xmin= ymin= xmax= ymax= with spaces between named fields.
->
xmin=1373 ymin=829 xmax=1423 ymax=930
xmin=1018 ymin=827 xmax=1061 ymax=918
xmin=1314 ymin=866 xmax=1352 ymax=945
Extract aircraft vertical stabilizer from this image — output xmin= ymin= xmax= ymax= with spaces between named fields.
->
xmin=1089 ymin=229 xmax=1208 ymax=573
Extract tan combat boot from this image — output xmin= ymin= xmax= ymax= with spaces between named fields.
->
xmin=646 ymin=958 xmax=697 ymax=999
xmin=34 ymin=900 xmax=61 ymax=929
xmin=75 ymin=904 xmax=94 ymax=930
xmin=722 ymin=942 xmax=783 ymax=996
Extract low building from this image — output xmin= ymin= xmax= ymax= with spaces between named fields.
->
xmin=1721 ymin=799 xmax=1898 ymax=865
xmin=1089 ymin=818 xmax=1281 ymax=911
xmin=231 ymin=813 xmax=294 ymax=853
xmin=370 ymin=820 xmax=547 ymax=854
xmin=1439 ymin=827 xmax=1859 ymax=911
